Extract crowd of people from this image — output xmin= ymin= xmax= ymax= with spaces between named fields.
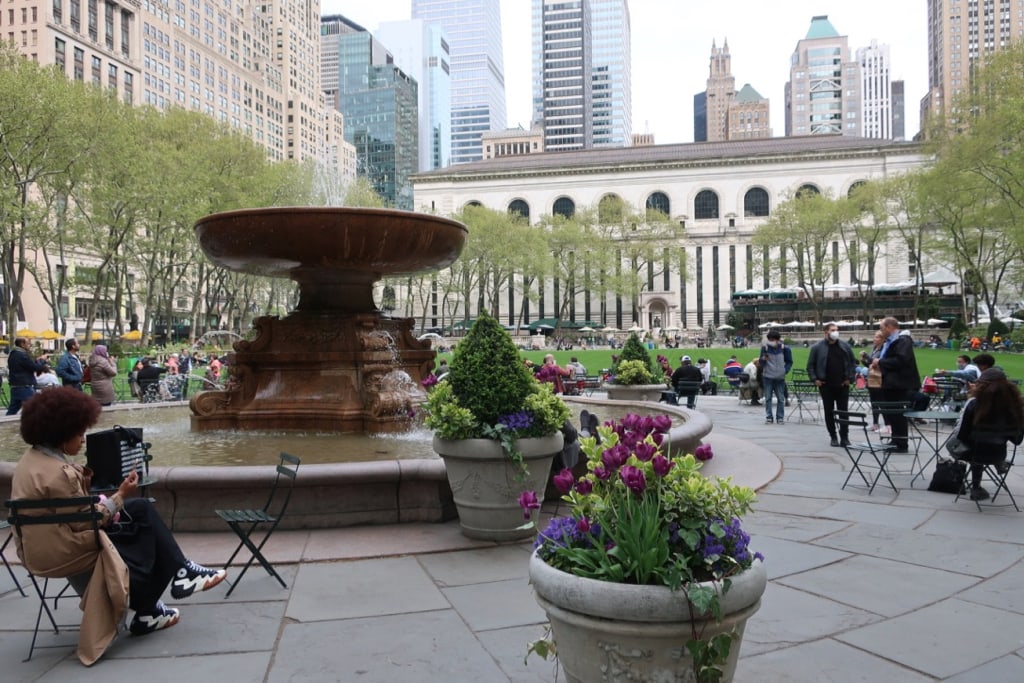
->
xmin=3 ymin=338 xmax=227 ymax=413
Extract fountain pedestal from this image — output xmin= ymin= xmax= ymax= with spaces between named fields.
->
xmin=190 ymin=207 xmax=467 ymax=434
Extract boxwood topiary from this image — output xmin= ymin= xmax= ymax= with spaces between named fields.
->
xmin=614 ymin=332 xmax=656 ymax=377
xmin=447 ymin=311 xmax=536 ymax=427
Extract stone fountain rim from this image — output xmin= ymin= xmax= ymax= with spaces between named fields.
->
xmin=192 ymin=205 xmax=468 ymax=233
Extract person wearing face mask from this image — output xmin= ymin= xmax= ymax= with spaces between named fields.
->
xmin=807 ymin=323 xmax=858 ymax=447
xmin=759 ymin=329 xmax=793 ymax=424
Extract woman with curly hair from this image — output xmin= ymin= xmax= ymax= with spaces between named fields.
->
xmin=10 ymin=387 xmax=227 ymax=665
xmin=952 ymin=368 xmax=1024 ymax=500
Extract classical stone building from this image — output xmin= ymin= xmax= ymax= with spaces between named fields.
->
xmin=412 ymin=135 xmax=931 ymax=333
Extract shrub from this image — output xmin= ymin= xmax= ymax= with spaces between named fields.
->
xmin=614 ymin=333 xmax=655 ymax=376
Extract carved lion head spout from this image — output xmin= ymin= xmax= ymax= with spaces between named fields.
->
xmin=366 ymin=370 xmax=425 ymax=417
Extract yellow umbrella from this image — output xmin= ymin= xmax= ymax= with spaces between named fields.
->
xmin=40 ymin=329 xmax=63 ymax=340
xmin=18 ymin=329 xmax=40 ymax=338
xmin=89 ymin=331 xmax=103 ymax=341
xmin=121 ymin=330 xmax=143 ymax=341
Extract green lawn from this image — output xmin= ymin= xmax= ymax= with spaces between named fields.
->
xmin=508 ymin=345 xmax=1024 ymax=382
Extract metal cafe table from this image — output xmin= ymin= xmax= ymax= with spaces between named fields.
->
xmin=905 ymin=410 xmax=961 ymax=487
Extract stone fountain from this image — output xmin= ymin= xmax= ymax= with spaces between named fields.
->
xmin=189 ymin=207 xmax=467 ymax=434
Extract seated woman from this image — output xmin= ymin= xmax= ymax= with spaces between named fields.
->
xmin=951 ymin=368 xmax=1024 ymax=501
xmin=10 ymin=387 xmax=227 ymax=665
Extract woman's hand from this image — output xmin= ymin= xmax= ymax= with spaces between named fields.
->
xmin=118 ymin=470 xmax=139 ymax=499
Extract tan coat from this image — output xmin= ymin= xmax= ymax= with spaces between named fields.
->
xmin=87 ymin=354 xmax=118 ymax=405
xmin=11 ymin=447 xmax=130 ymax=666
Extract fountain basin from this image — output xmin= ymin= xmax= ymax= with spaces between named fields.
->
xmin=0 ymin=399 xmax=712 ymax=532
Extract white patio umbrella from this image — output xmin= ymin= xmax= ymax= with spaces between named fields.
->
xmin=601 ymin=325 xmax=620 ymax=333
xmin=663 ymin=325 xmax=680 ymax=332
xmin=627 ymin=324 xmax=645 ymax=333
xmin=926 ymin=318 xmax=948 ymax=326
xmin=578 ymin=326 xmax=596 ymax=332
xmin=716 ymin=324 xmax=735 ymax=331
xmin=758 ymin=322 xmax=778 ymax=329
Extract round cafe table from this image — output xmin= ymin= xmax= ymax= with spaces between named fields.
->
xmin=904 ymin=410 xmax=961 ymax=487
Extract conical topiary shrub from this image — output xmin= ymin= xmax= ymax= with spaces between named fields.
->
xmin=613 ymin=332 xmax=657 ymax=379
xmin=448 ymin=312 xmax=536 ymax=427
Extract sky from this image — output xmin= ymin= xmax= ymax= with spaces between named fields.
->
xmin=322 ymin=0 xmax=928 ymax=144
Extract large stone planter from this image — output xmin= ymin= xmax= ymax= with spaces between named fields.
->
xmin=529 ymin=552 xmax=766 ymax=682
xmin=604 ymin=383 xmax=670 ymax=402
xmin=433 ymin=433 xmax=563 ymax=541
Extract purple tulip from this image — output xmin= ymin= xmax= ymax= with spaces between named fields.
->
xmin=652 ymin=454 xmax=674 ymax=476
xmin=651 ymin=431 xmax=665 ymax=447
xmin=594 ymin=464 xmax=612 ymax=480
xmin=694 ymin=443 xmax=714 ymax=461
xmin=576 ymin=478 xmax=594 ymax=494
xmin=576 ymin=517 xmax=591 ymax=534
xmin=601 ymin=444 xmax=630 ymax=471
xmin=652 ymin=414 xmax=673 ymax=433
xmin=518 ymin=490 xmax=540 ymax=519
xmin=633 ymin=441 xmax=657 ymax=462
xmin=553 ymin=468 xmax=576 ymax=494
xmin=619 ymin=465 xmax=647 ymax=494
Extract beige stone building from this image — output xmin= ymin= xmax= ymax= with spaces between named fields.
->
xmin=481 ymin=125 xmax=545 ymax=160
xmin=412 ymin=136 xmax=933 ymax=333
xmin=696 ymin=40 xmax=770 ymax=143
xmin=921 ymin=0 xmax=1024 ymax=127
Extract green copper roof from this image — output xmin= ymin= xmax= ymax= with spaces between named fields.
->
xmin=805 ymin=15 xmax=839 ymax=39
xmin=735 ymin=84 xmax=764 ymax=103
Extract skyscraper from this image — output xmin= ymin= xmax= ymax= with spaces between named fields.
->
xmin=532 ymin=0 xmax=592 ymax=152
xmin=376 ymin=20 xmax=453 ymax=172
xmin=857 ymin=40 xmax=894 ymax=140
xmin=921 ymin=0 xmax=1024 ymax=128
xmin=412 ymin=0 xmax=506 ymax=165
xmin=321 ymin=16 xmax=419 ymax=210
xmin=589 ymin=0 xmax=631 ymax=148
xmin=785 ymin=15 xmax=861 ymax=137
xmin=694 ymin=40 xmax=769 ymax=142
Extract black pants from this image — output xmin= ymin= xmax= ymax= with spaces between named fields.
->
xmin=107 ymin=498 xmax=187 ymax=612
xmin=880 ymin=387 xmax=916 ymax=449
xmin=819 ymin=384 xmax=850 ymax=439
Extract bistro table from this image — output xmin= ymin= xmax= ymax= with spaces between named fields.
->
xmin=905 ymin=410 xmax=961 ymax=487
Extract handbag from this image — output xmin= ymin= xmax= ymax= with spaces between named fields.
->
xmin=945 ymin=436 xmax=971 ymax=459
xmin=867 ymin=366 xmax=883 ymax=389
xmin=927 ymin=459 xmax=967 ymax=494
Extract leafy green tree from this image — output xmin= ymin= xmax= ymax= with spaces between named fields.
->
xmin=752 ymin=190 xmax=857 ymax=324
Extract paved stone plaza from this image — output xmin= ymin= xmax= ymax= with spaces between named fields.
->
xmin=3 ymin=393 xmax=1023 ymax=681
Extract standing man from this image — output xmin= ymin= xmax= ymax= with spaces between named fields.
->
xmin=55 ymin=338 xmax=84 ymax=389
xmin=872 ymin=316 xmax=921 ymax=453
xmin=759 ymin=329 xmax=793 ymax=424
xmin=7 ymin=337 xmax=49 ymax=415
xmin=807 ymin=323 xmax=857 ymax=447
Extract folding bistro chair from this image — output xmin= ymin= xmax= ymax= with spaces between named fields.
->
xmin=674 ymin=380 xmax=702 ymax=409
xmin=1 ymin=519 xmax=28 ymax=596
xmin=836 ymin=411 xmax=899 ymax=494
xmin=4 ymin=495 xmax=104 ymax=661
xmin=216 ymin=452 xmax=301 ymax=597
xmin=790 ymin=380 xmax=821 ymax=423
xmin=954 ymin=427 xmax=1023 ymax=512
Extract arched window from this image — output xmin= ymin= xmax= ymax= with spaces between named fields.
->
xmin=598 ymin=194 xmax=625 ymax=224
xmin=796 ymin=184 xmax=820 ymax=198
xmin=646 ymin=192 xmax=670 ymax=218
xmin=508 ymin=199 xmax=530 ymax=221
xmin=694 ymin=190 xmax=719 ymax=220
xmin=743 ymin=187 xmax=770 ymax=217
xmin=553 ymin=196 xmax=575 ymax=219
xmin=847 ymin=181 xmax=867 ymax=198
xmin=465 ymin=200 xmax=483 ymax=208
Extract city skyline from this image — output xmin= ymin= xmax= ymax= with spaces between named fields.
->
xmin=324 ymin=0 xmax=927 ymax=144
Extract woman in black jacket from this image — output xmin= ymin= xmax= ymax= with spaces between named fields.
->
xmin=953 ymin=368 xmax=1024 ymax=500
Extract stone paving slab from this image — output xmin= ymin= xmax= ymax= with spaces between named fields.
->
xmin=814 ymin=498 xmax=939 ymax=528
xmin=812 ymin=522 xmax=1024 ymax=577
xmin=287 ymin=556 xmax=449 ymax=622
xmin=741 ymin=583 xmax=882 ymax=657
xmin=417 ymin=543 xmax=532 ymax=586
xmin=441 ymin=577 xmax=546 ymax=632
xmin=776 ymin=554 xmax=980 ymax=618
xmin=476 ymin=624 xmax=558 ymax=683
xmin=40 ymin=652 xmax=272 ymax=682
xmin=836 ymin=599 xmax=1024 ymax=679
xmin=736 ymin=638 xmax=936 ymax=682
xmin=746 ymin=534 xmax=852 ymax=580
xmin=744 ymin=510 xmax=852 ymax=542
xmin=269 ymin=610 xmax=508 ymax=683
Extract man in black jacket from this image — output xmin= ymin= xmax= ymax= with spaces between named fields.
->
xmin=807 ymin=323 xmax=857 ymax=447
xmin=671 ymin=355 xmax=703 ymax=409
xmin=872 ymin=317 xmax=921 ymax=452
xmin=6 ymin=337 xmax=50 ymax=415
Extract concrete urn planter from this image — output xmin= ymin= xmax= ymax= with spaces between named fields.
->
xmin=433 ymin=433 xmax=563 ymax=541
xmin=529 ymin=552 xmax=767 ymax=682
xmin=604 ymin=382 xmax=669 ymax=402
